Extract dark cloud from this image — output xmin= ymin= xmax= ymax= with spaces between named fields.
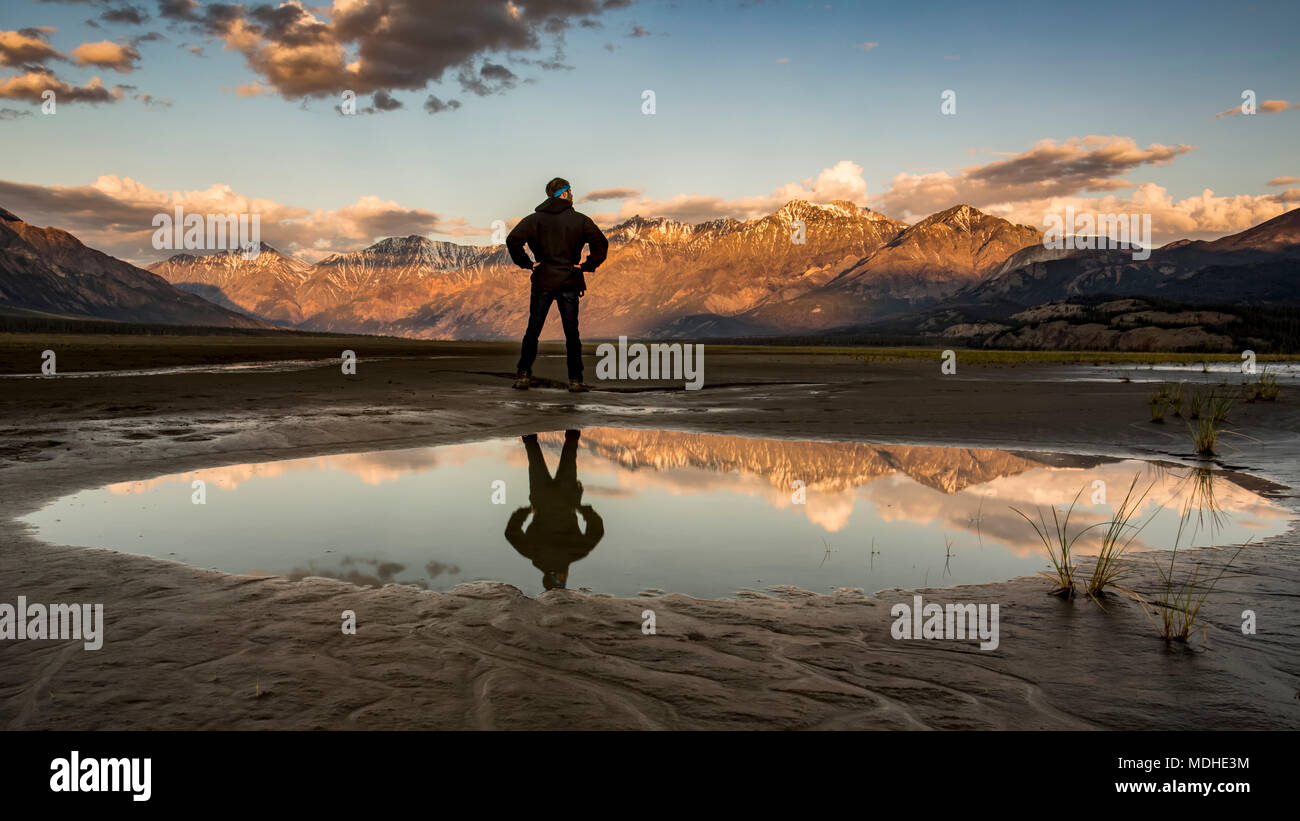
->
xmin=340 ymin=207 xmax=444 ymax=242
xmin=370 ymin=89 xmax=402 ymax=111
xmin=513 ymin=55 xmax=574 ymax=71
xmin=878 ymin=137 xmax=1196 ymax=218
xmin=338 ymin=89 xmax=404 ymax=115
xmin=159 ymin=0 xmax=626 ymax=104
xmin=248 ymin=3 xmax=333 ymax=48
xmin=580 ymin=187 xmax=640 ymax=202
xmin=135 ymin=91 xmax=171 ymax=108
xmin=102 ymin=5 xmax=150 ymax=25
xmin=423 ymin=94 xmax=461 ymax=114
xmin=0 ymin=178 xmax=153 ymax=233
xmin=627 ymin=24 xmax=650 ymax=37
xmin=965 ymin=138 xmax=1192 ymax=191
xmin=457 ymin=61 xmax=518 ymax=96
xmin=0 ymin=107 xmax=33 ymax=119
xmin=156 ymin=0 xmax=200 ymax=22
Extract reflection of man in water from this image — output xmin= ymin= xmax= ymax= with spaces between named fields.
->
xmin=505 ymin=430 xmax=604 ymax=590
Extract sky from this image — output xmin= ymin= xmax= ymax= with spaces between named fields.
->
xmin=0 ymin=0 xmax=1297 ymax=264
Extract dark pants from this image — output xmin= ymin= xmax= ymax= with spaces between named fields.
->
xmin=524 ymin=431 xmax=581 ymax=511
xmin=516 ymin=289 xmax=583 ymax=381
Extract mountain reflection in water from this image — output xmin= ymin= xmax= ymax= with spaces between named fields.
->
xmin=22 ymin=427 xmax=1291 ymax=599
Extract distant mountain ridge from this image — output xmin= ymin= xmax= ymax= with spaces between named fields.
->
xmin=153 ymin=198 xmax=921 ymax=338
xmin=147 ymin=243 xmax=312 ymax=324
xmin=734 ymin=203 xmax=1044 ymax=334
xmin=4 ymin=200 xmax=1296 ymax=348
xmin=0 ymin=208 xmax=268 ymax=329
xmin=846 ymin=208 xmax=1300 ymax=352
xmin=956 ymin=206 xmax=1300 ymax=309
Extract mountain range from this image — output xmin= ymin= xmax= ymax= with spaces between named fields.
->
xmin=1 ymin=200 xmax=1296 ymax=349
xmin=146 ymin=199 xmax=1054 ymax=338
xmin=551 ymin=426 xmax=1066 ymax=495
xmin=0 ymin=207 xmax=265 ymax=328
xmin=900 ymin=206 xmax=1300 ymax=351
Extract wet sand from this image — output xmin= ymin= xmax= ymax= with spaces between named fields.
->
xmin=1 ymin=343 xmax=1297 ymax=729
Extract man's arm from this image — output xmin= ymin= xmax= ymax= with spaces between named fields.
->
xmin=577 ymin=505 xmax=604 ymax=549
xmin=505 ymin=507 xmax=532 ymax=554
xmin=505 ymin=216 xmax=536 ymax=269
xmin=579 ymin=216 xmax=608 ymax=272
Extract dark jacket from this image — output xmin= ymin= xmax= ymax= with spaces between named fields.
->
xmin=506 ymin=197 xmax=609 ymax=292
xmin=505 ymin=505 xmax=604 ymax=575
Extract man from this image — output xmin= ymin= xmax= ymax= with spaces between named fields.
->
xmin=504 ymin=430 xmax=604 ymax=591
xmin=506 ymin=177 xmax=609 ymax=392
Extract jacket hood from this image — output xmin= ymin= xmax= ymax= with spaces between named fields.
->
xmin=535 ymin=197 xmax=574 ymax=214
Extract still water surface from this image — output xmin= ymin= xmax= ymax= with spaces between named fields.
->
xmin=22 ymin=428 xmax=1290 ymax=598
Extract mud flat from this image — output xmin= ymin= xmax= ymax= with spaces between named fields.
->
xmin=1 ymin=342 xmax=1297 ymax=729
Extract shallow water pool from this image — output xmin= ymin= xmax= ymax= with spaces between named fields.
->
xmin=21 ymin=428 xmax=1291 ymax=598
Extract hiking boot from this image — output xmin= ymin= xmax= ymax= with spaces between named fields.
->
xmin=512 ymin=371 xmax=531 ymax=390
xmin=567 ymin=381 xmax=589 ymax=393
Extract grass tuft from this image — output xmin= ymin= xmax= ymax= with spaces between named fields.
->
xmin=1011 ymin=487 xmax=1104 ymax=598
xmin=1167 ymin=382 xmax=1185 ymax=417
xmin=1142 ymin=487 xmax=1245 ymax=643
xmin=1243 ymin=368 xmax=1281 ymax=402
xmin=1187 ymin=390 xmax=1235 ymax=456
xmin=1083 ymin=475 xmax=1156 ymax=603
xmin=1149 ymin=391 xmax=1167 ymax=423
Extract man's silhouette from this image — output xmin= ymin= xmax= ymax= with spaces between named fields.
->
xmin=506 ymin=177 xmax=609 ymax=393
xmin=504 ymin=430 xmax=604 ymax=590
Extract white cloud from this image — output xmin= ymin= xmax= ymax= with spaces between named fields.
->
xmin=0 ymin=175 xmax=478 ymax=264
xmin=590 ymin=160 xmax=871 ymax=225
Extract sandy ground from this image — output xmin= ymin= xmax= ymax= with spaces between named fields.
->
xmin=1 ymin=344 xmax=1297 ymax=730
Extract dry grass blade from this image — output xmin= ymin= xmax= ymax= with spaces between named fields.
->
xmin=1011 ymin=486 xmax=1105 ymax=599
xmin=1134 ymin=480 xmax=1248 ymax=643
xmin=1084 ymin=474 xmax=1157 ymax=605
